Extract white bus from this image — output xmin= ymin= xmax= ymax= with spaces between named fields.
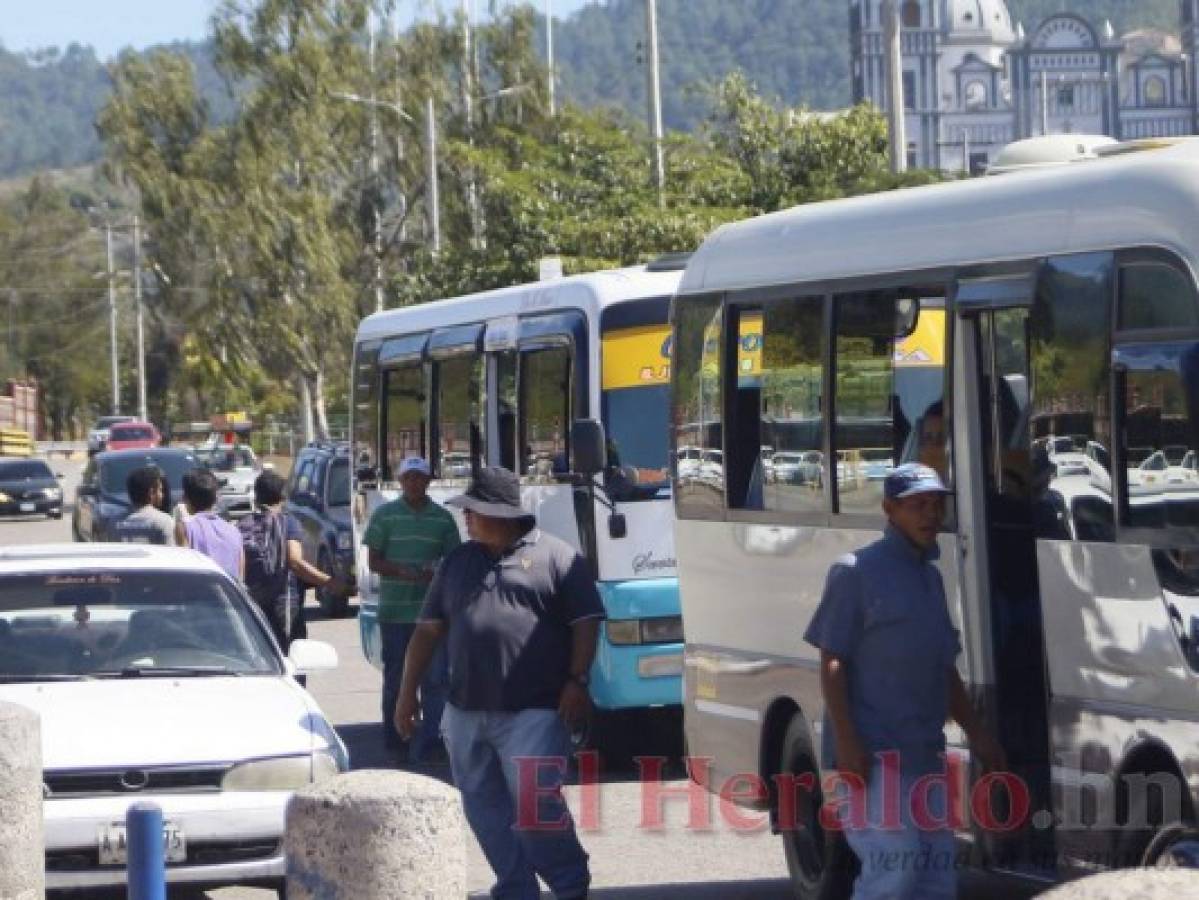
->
xmin=350 ymin=261 xmax=687 ymax=748
xmin=670 ymin=138 xmax=1199 ymax=895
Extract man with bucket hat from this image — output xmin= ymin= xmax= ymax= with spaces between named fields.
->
xmin=803 ymin=463 xmax=1004 ymax=899
xmin=396 ymin=466 xmax=604 ymax=900
xmin=364 ymin=456 xmax=460 ymax=763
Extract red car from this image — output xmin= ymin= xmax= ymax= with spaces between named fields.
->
xmin=105 ymin=421 xmax=161 ymax=451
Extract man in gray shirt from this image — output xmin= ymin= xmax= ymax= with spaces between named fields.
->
xmin=114 ymin=465 xmax=176 ymax=546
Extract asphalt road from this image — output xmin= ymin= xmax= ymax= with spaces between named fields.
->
xmin=16 ymin=456 xmax=1038 ymax=899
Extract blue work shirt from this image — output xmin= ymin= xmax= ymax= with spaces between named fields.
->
xmin=803 ymin=526 xmax=961 ymax=775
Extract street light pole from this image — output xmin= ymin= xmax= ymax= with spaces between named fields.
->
xmin=133 ymin=215 xmax=147 ymax=422
xmin=645 ymin=0 xmax=665 ymax=207
xmin=367 ymin=13 xmax=384 ymax=313
xmin=546 ymin=0 xmax=556 ymax=116
xmin=105 ymin=223 xmax=120 ymax=415
xmin=882 ymin=0 xmax=907 ymax=174
xmin=427 ymin=95 xmax=441 ymax=254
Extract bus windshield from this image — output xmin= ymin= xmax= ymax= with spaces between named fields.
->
xmin=601 ymin=320 xmax=672 ymax=501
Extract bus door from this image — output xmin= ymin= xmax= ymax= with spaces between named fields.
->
xmin=953 ymin=274 xmax=1055 ymax=873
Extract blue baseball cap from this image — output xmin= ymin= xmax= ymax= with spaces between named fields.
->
xmin=884 ymin=463 xmax=950 ymax=500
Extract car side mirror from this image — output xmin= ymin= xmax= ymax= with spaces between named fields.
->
xmin=288 ymin=639 xmax=338 ymax=673
xmin=570 ymin=419 xmax=607 ymax=476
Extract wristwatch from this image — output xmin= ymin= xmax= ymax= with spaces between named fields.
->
xmin=569 ymin=673 xmax=590 ymax=688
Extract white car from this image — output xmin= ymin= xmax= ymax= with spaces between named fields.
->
xmin=0 ymin=545 xmax=348 ymax=893
xmin=86 ymin=415 xmax=135 ymax=456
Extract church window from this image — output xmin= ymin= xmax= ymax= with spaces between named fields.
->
xmin=1144 ymin=76 xmax=1167 ymax=107
xmin=965 ymin=80 xmax=988 ymax=109
xmin=1057 ymin=85 xmax=1075 ymax=109
xmin=902 ymin=1 xmax=921 ymax=28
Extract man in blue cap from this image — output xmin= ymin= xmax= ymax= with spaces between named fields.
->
xmin=804 ymin=462 xmax=1004 ymax=899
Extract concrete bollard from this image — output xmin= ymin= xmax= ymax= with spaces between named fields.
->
xmin=286 ymin=770 xmax=465 ymax=899
xmin=1039 ymin=869 xmax=1199 ymax=899
xmin=0 ymin=702 xmax=43 ymax=900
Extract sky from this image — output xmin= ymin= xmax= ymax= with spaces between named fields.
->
xmin=2 ymin=0 xmax=595 ymax=60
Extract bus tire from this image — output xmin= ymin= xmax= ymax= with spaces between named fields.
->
xmin=780 ymin=716 xmax=856 ymax=900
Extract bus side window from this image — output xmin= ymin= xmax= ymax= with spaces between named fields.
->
xmin=1118 ymin=261 xmax=1199 ymax=332
xmin=382 ymin=364 xmax=427 ymax=481
xmin=1029 ymin=252 xmax=1114 ymax=542
xmin=728 ymin=297 xmax=826 ymax=515
xmin=520 ymin=346 xmax=572 ymax=482
xmin=434 ymin=353 xmax=483 ymax=480
xmin=671 ymin=295 xmax=724 ymax=519
xmin=833 ymin=290 xmax=948 ymax=515
xmin=495 ymin=351 xmax=518 ymax=472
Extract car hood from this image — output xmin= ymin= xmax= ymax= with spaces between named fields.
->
xmin=218 ymin=469 xmax=257 ymax=490
xmin=0 ymin=676 xmax=327 ymax=769
xmin=0 ymin=477 xmax=57 ymax=492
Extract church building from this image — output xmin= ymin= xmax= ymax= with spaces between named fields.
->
xmin=850 ymin=1 xmax=1198 ymax=173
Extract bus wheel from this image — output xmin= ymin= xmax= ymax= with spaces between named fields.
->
xmin=1143 ymin=823 xmax=1199 ymax=868
xmin=780 ymin=717 xmax=856 ymax=900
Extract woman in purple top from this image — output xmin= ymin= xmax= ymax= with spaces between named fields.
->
xmin=178 ymin=468 xmax=245 ymax=580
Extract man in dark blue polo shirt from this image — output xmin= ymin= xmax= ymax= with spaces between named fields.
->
xmin=396 ymin=467 xmax=604 ymax=900
xmin=804 ymin=463 xmax=1004 ymax=900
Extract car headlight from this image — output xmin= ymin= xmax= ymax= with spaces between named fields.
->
xmin=221 ymin=751 xmax=340 ymax=791
xmin=336 ymin=530 xmax=353 ymax=551
xmin=0 ymin=492 xmax=9 ymax=503
xmin=43 ymin=487 xmax=61 ymax=499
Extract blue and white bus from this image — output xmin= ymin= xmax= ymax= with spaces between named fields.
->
xmin=350 ymin=260 xmax=686 ymax=747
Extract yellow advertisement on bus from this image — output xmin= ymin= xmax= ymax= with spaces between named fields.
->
xmin=602 ymin=325 xmax=672 ymax=390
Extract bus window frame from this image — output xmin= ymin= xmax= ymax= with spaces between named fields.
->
xmin=379 ymin=359 xmax=429 ymax=483
xmin=516 ymin=309 xmax=589 ymax=482
xmin=1113 ymin=247 xmax=1199 ymax=341
xmin=351 ymin=339 xmax=383 ymax=483
xmin=429 ymin=348 xmax=484 ymax=482
xmin=709 ymin=269 xmax=957 ymax=531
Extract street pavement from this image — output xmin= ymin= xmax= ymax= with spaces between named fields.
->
xmin=16 ymin=456 xmax=1037 ymax=899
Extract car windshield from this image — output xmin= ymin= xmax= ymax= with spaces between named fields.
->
xmin=95 ymin=417 xmax=132 ymax=430
xmin=207 ymin=447 xmax=256 ymax=472
xmin=101 ymin=454 xmax=197 ymax=498
xmin=111 ymin=427 xmax=155 ymax=441
xmin=327 ymin=460 xmax=350 ymax=506
xmin=0 ymin=461 xmax=53 ymax=480
xmin=0 ymin=571 xmax=281 ymax=680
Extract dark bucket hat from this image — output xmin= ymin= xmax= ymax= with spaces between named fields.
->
xmin=446 ymin=466 xmax=530 ymax=519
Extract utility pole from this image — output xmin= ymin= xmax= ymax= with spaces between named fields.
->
xmin=105 ymin=223 xmax=120 ymax=415
xmin=391 ymin=12 xmax=408 ymax=245
xmin=368 ymin=12 xmax=385 ymax=313
xmin=645 ymin=0 xmax=665 ymax=207
xmin=461 ymin=0 xmax=482 ymax=246
xmin=546 ymin=0 xmax=556 ymax=116
xmin=882 ymin=0 xmax=907 ymax=173
xmin=426 ymin=95 xmax=441 ymax=253
xmin=133 ymin=215 xmax=147 ymax=422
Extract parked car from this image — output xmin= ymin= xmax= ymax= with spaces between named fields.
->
xmin=0 ymin=458 xmax=63 ymax=519
xmin=0 ymin=543 xmax=347 ymax=893
xmin=770 ymin=450 xmax=823 ymax=485
xmin=441 ymin=450 xmax=473 ymax=479
xmin=208 ymin=444 xmax=265 ymax=521
xmin=86 ymin=415 xmax=135 ymax=456
xmin=73 ymin=448 xmax=200 ymax=542
xmin=105 ymin=421 xmax=161 ymax=452
xmin=286 ymin=442 xmax=355 ymax=618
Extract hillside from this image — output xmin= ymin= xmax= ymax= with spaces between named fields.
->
xmin=0 ymin=0 xmax=1184 ymax=179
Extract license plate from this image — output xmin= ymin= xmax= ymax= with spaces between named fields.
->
xmin=19 ymin=502 xmax=34 ymax=512
xmin=97 ymin=821 xmax=186 ymax=866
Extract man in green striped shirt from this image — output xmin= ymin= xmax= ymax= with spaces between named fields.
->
xmin=365 ymin=457 xmax=461 ymax=763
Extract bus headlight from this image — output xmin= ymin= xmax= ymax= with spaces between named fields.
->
xmin=640 ymin=616 xmax=683 ymax=644
xmin=606 ymin=620 xmax=641 ymax=645
xmin=221 ymin=752 xmax=337 ymax=791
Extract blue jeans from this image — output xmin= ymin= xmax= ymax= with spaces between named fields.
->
xmin=441 ymin=703 xmax=590 ymax=900
xmin=380 ymin=621 xmax=447 ymax=761
xmin=835 ymin=762 xmax=956 ymax=900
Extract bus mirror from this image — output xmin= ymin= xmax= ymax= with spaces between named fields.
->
xmin=608 ymin=512 xmax=628 ymax=539
xmin=895 ymin=297 xmax=921 ymax=339
xmin=571 ymin=419 xmax=607 ymax=476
